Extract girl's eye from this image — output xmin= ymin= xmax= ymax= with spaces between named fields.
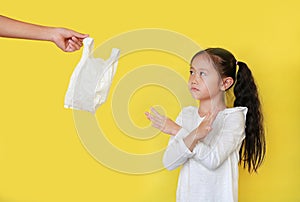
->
xmin=189 ymin=70 xmax=195 ymax=75
xmin=199 ymin=72 xmax=206 ymax=76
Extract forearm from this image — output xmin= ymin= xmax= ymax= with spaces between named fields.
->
xmin=0 ymin=15 xmax=54 ymax=41
xmin=183 ymin=129 xmax=202 ymax=151
xmin=163 ymin=127 xmax=195 ymax=170
xmin=169 ymin=124 xmax=181 ymax=136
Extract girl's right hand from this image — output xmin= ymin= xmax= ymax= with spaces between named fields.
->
xmin=145 ymin=107 xmax=181 ymax=136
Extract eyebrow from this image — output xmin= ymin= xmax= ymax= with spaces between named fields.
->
xmin=190 ymin=66 xmax=209 ymax=71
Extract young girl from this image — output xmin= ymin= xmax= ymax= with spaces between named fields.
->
xmin=145 ymin=48 xmax=266 ymax=202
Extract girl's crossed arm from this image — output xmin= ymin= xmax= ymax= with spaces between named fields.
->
xmin=145 ymin=107 xmax=246 ymax=170
xmin=191 ymin=109 xmax=247 ymax=170
xmin=145 ymin=107 xmax=218 ymax=170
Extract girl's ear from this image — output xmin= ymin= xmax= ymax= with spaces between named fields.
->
xmin=220 ymin=77 xmax=234 ymax=91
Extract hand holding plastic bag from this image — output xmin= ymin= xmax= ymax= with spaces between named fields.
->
xmin=64 ymin=37 xmax=120 ymax=113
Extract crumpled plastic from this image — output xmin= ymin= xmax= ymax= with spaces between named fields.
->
xmin=64 ymin=37 xmax=120 ymax=113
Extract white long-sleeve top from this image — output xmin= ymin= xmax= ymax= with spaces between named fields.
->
xmin=163 ymin=106 xmax=247 ymax=202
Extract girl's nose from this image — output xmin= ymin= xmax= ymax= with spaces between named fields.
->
xmin=190 ymin=75 xmax=200 ymax=84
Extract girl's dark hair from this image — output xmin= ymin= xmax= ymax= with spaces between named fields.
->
xmin=191 ymin=48 xmax=266 ymax=172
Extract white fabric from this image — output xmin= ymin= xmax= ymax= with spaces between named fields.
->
xmin=163 ymin=106 xmax=248 ymax=202
xmin=64 ymin=37 xmax=120 ymax=113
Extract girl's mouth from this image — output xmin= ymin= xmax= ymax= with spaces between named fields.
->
xmin=191 ymin=87 xmax=199 ymax=91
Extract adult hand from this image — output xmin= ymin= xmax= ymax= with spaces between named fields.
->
xmin=0 ymin=15 xmax=89 ymax=52
xmin=50 ymin=28 xmax=89 ymax=52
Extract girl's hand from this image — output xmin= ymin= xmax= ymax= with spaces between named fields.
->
xmin=195 ymin=110 xmax=219 ymax=140
xmin=183 ymin=109 xmax=220 ymax=151
xmin=145 ymin=107 xmax=181 ymax=136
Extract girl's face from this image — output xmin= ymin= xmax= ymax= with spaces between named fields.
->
xmin=188 ymin=54 xmax=223 ymax=101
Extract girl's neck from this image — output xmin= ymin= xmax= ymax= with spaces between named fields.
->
xmin=198 ymin=96 xmax=226 ymax=117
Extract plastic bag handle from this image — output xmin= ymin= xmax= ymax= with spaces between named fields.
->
xmin=82 ymin=37 xmax=94 ymax=59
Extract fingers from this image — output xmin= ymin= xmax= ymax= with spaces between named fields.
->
xmin=210 ymin=108 xmax=221 ymax=122
xmin=70 ymin=30 xmax=89 ymax=39
xmin=71 ymin=36 xmax=83 ymax=46
xmin=144 ymin=109 xmax=166 ymax=130
xmin=144 ymin=111 xmax=151 ymax=120
xmin=70 ymin=37 xmax=81 ymax=49
xmin=150 ymin=107 xmax=162 ymax=117
xmin=50 ymin=27 xmax=89 ymax=52
xmin=64 ymin=38 xmax=81 ymax=52
xmin=150 ymin=107 xmax=167 ymax=123
xmin=201 ymin=109 xmax=220 ymax=130
xmin=144 ymin=111 xmax=158 ymax=123
xmin=58 ymin=28 xmax=88 ymax=52
xmin=145 ymin=111 xmax=165 ymax=125
xmin=145 ymin=107 xmax=180 ymax=135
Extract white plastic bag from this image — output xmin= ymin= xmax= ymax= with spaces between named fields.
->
xmin=64 ymin=37 xmax=120 ymax=113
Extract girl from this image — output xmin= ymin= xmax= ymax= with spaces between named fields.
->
xmin=145 ymin=48 xmax=266 ymax=202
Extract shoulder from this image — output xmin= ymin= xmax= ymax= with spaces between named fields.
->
xmin=223 ymin=107 xmax=247 ymax=117
xmin=176 ymin=106 xmax=198 ymax=120
xmin=182 ymin=105 xmax=198 ymax=112
xmin=180 ymin=106 xmax=198 ymax=116
xmin=220 ymin=107 xmax=248 ymax=127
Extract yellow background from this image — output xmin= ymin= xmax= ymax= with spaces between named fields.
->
xmin=1 ymin=0 xmax=300 ymax=201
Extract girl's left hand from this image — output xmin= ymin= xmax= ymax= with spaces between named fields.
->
xmin=145 ymin=107 xmax=181 ymax=136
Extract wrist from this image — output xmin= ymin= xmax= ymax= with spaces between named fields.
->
xmin=195 ymin=133 xmax=204 ymax=141
xmin=195 ymin=127 xmax=210 ymax=141
xmin=47 ymin=27 xmax=59 ymax=42
xmin=171 ymin=125 xmax=181 ymax=136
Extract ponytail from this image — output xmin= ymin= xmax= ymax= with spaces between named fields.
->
xmin=234 ymin=61 xmax=266 ymax=172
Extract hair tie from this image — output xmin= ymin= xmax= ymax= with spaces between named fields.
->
xmin=236 ymin=61 xmax=239 ymax=66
